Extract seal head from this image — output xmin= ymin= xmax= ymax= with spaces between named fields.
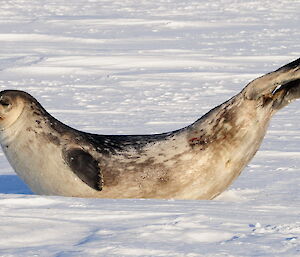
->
xmin=0 ymin=90 xmax=103 ymax=196
xmin=0 ymin=90 xmax=27 ymax=130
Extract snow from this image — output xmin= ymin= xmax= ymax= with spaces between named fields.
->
xmin=0 ymin=0 xmax=299 ymax=256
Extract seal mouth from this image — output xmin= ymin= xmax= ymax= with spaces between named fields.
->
xmin=0 ymin=99 xmax=10 ymax=122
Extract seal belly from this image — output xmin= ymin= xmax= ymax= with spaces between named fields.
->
xmin=1 ymin=128 xmax=97 ymax=197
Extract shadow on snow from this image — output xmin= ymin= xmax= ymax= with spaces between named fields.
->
xmin=0 ymin=175 xmax=33 ymax=195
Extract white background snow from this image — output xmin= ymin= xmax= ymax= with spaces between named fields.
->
xmin=0 ymin=0 xmax=299 ymax=256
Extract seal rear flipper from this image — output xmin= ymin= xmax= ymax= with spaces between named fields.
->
xmin=63 ymin=148 xmax=103 ymax=191
xmin=243 ymin=57 xmax=300 ymax=100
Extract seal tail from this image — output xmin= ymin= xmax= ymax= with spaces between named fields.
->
xmin=243 ymin=57 xmax=300 ymax=100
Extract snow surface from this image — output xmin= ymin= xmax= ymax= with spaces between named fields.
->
xmin=0 ymin=0 xmax=299 ymax=256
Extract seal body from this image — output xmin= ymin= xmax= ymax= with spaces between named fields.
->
xmin=0 ymin=58 xmax=299 ymax=199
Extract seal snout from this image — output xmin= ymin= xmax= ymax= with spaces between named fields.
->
xmin=0 ymin=90 xmax=29 ymax=130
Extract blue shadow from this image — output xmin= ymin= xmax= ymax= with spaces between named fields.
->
xmin=0 ymin=175 xmax=33 ymax=194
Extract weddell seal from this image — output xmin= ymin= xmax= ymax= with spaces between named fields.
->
xmin=0 ymin=58 xmax=299 ymax=199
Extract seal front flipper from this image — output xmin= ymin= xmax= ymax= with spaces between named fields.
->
xmin=63 ymin=148 xmax=103 ymax=191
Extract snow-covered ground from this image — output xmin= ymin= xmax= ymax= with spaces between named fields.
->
xmin=0 ymin=0 xmax=299 ymax=256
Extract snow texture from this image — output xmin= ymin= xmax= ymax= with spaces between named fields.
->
xmin=0 ymin=0 xmax=299 ymax=256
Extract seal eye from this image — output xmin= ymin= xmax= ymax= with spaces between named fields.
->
xmin=0 ymin=98 xmax=10 ymax=107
